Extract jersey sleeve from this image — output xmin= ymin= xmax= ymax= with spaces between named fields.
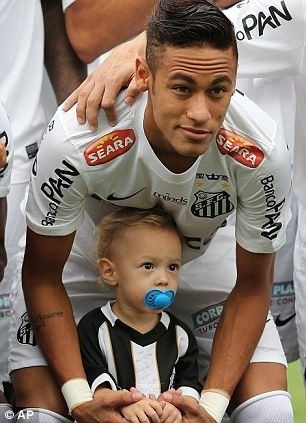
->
xmin=173 ymin=321 xmax=202 ymax=400
xmin=224 ymin=0 xmax=306 ymax=78
xmin=0 ymin=101 xmax=13 ymax=198
xmin=26 ymin=111 xmax=88 ymax=236
xmin=62 ymin=0 xmax=75 ymax=12
xmin=235 ymin=127 xmax=292 ymax=253
xmin=78 ymin=310 xmax=119 ymax=393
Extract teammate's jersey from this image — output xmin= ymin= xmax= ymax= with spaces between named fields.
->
xmin=26 ymin=90 xmax=291 ymax=263
xmin=0 ymin=0 xmax=48 ymax=184
xmin=224 ymin=0 xmax=306 ymax=206
xmin=78 ymin=302 xmax=201 ymax=398
xmin=0 ymin=101 xmax=14 ymax=198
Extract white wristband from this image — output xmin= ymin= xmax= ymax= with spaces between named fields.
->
xmin=199 ymin=390 xmax=230 ymax=423
xmin=61 ymin=378 xmax=93 ymax=414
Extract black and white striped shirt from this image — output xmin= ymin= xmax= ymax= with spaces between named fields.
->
xmin=78 ymin=302 xmax=202 ymax=399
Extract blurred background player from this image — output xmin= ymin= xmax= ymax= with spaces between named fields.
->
xmin=0 ymin=100 xmax=14 ymax=420
xmin=0 ymin=0 xmax=86 ymax=409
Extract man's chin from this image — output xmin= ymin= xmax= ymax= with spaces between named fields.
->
xmin=178 ymin=146 xmax=210 ymax=158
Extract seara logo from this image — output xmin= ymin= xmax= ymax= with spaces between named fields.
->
xmin=216 ymin=128 xmax=264 ymax=168
xmin=84 ymin=129 xmax=136 ymax=166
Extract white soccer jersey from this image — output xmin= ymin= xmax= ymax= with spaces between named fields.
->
xmin=26 ymin=90 xmax=291 ymax=263
xmin=224 ymin=0 xmax=306 ymax=206
xmin=0 ymin=101 xmax=13 ymax=198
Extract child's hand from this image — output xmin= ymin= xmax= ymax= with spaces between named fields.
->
xmin=121 ymin=397 xmax=164 ymax=423
xmin=160 ymin=402 xmax=182 ymax=423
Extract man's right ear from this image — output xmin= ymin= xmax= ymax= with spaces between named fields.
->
xmin=135 ymin=57 xmax=150 ymax=92
xmin=97 ymin=258 xmax=118 ymax=286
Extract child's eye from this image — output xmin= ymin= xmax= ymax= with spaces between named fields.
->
xmin=142 ymin=263 xmax=154 ymax=270
xmin=169 ymin=264 xmax=180 ymax=271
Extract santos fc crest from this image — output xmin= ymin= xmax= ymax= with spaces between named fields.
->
xmin=191 ymin=190 xmax=234 ymax=218
xmin=17 ymin=312 xmax=37 ymax=347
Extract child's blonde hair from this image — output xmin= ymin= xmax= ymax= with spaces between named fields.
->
xmin=95 ymin=206 xmax=182 ymax=261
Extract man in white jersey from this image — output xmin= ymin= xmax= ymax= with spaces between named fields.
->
xmin=0 ymin=101 xmax=14 ymax=419
xmin=9 ymin=1 xmax=293 ymax=422
xmin=66 ymin=0 xmax=305 ymax=384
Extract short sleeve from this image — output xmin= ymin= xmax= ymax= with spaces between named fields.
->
xmin=26 ymin=111 xmax=87 ymax=236
xmin=235 ymin=127 xmax=292 ymax=253
xmin=0 ymin=101 xmax=13 ymax=198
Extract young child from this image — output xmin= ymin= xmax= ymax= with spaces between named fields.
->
xmin=77 ymin=207 xmax=202 ymax=423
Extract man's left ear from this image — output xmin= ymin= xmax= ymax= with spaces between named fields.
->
xmin=135 ymin=57 xmax=150 ymax=92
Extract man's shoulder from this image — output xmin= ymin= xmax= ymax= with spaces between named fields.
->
xmin=55 ymin=91 xmax=144 ymax=162
xmin=57 ymin=90 xmax=141 ymax=140
xmin=223 ymin=90 xmax=277 ymax=156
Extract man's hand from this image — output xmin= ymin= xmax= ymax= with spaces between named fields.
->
xmin=160 ymin=393 xmax=215 ymax=423
xmin=72 ymin=389 xmax=142 ymax=423
xmin=63 ymin=32 xmax=146 ymax=130
xmin=121 ymin=397 xmax=164 ymax=423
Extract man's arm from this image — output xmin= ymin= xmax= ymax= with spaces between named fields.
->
xmin=22 ymin=228 xmax=83 ymax=383
xmin=42 ymin=0 xmax=87 ymax=104
xmin=204 ymin=244 xmax=275 ymax=394
xmin=64 ymin=0 xmax=156 ymax=63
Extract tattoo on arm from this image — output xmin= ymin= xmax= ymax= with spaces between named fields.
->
xmin=33 ymin=311 xmax=64 ymax=329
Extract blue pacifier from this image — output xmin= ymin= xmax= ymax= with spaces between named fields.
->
xmin=144 ymin=289 xmax=175 ymax=309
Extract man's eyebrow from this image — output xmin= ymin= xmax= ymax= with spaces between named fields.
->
xmin=169 ymin=74 xmax=233 ymax=85
xmin=169 ymin=73 xmax=196 ymax=84
xmin=211 ymin=76 xmax=233 ymax=85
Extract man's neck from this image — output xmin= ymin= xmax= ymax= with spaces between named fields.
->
xmin=143 ymin=108 xmax=198 ymax=174
xmin=149 ymin=143 xmax=197 ymax=174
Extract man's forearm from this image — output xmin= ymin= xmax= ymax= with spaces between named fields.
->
xmin=42 ymin=0 xmax=87 ymax=104
xmin=64 ymin=0 xmax=156 ymax=63
xmin=23 ymin=272 xmax=86 ymax=385
xmin=204 ymin=281 xmax=271 ymax=394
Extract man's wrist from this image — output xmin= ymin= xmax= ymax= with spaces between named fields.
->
xmin=61 ymin=378 xmax=93 ymax=414
xmin=199 ymin=389 xmax=230 ymax=423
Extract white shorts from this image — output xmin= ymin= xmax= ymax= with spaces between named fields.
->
xmin=294 ymin=199 xmax=306 ymax=382
xmin=8 ymin=218 xmax=286 ymax=377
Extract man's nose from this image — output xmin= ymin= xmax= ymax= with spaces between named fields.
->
xmin=186 ymin=94 xmax=211 ymax=123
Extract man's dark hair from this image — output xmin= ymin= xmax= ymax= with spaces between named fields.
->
xmin=146 ymin=0 xmax=238 ymax=73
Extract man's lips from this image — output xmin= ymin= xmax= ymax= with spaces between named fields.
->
xmin=179 ymin=126 xmax=211 ymax=141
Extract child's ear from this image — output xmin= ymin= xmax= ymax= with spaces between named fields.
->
xmin=98 ymin=258 xmax=118 ymax=286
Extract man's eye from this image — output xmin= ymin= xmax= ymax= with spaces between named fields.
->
xmin=169 ymin=264 xmax=180 ymax=271
xmin=173 ymin=86 xmax=191 ymax=94
xmin=142 ymin=263 xmax=154 ymax=270
xmin=210 ymin=87 xmax=226 ymax=96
